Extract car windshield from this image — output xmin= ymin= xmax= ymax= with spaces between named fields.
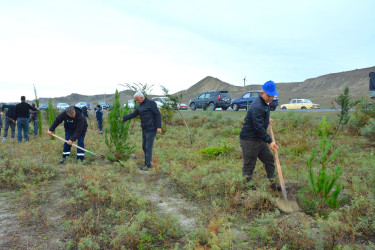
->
xmin=305 ymin=100 xmax=313 ymax=103
xmin=220 ymin=93 xmax=230 ymax=98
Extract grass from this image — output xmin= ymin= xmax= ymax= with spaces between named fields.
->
xmin=0 ymin=109 xmax=374 ymax=248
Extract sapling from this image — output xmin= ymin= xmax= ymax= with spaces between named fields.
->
xmin=33 ymin=84 xmax=43 ymax=136
xmin=105 ymin=89 xmax=135 ymax=161
xmin=303 ymin=117 xmax=345 ymax=213
xmin=48 ymin=99 xmax=55 ymax=126
xmin=331 ymin=85 xmax=359 ymax=140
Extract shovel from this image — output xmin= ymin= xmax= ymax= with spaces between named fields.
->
xmin=51 ymin=134 xmax=96 ymax=156
xmin=269 ymin=124 xmax=299 ymax=213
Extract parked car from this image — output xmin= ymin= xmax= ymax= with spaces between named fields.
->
xmin=151 ymin=97 xmax=174 ymax=109
xmin=56 ymin=103 xmax=69 ymax=110
xmin=178 ymin=103 xmax=188 ymax=110
xmin=189 ymin=90 xmax=231 ymax=111
xmin=98 ymin=101 xmax=108 ymax=109
xmin=124 ymin=99 xmax=135 ymax=109
xmin=280 ymin=99 xmax=320 ymax=109
xmin=75 ymin=102 xmax=88 ymax=109
xmin=231 ymin=91 xmax=279 ymax=111
xmin=39 ymin=104 xmax=48 ymax=110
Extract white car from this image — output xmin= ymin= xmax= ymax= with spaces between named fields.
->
xmin=75 ymin=102 xmax=88 ymax=109
xmin=124 ymin=100 xmax=135 ymax=109
xmin=151 ymin=97 xmax=174 ymax=109
xmin=56 ymin=103 xmax=69 ymax=110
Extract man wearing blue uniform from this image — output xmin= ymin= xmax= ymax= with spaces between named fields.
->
xmin=95 ymin=105 xmax=103 ymax=134
xmin=1 ymin=104 xmax=16 ymax=142
xmin=48 ymin=106 xmax=88 ymax=163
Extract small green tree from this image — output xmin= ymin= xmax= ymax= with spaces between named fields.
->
xmin=299 ymin=117 xmax=345 ymax=215
xmin=105 ymin=89 xmax=135 ymax=161
xmin=159 ymin=85 xmax=178 ymax=133
xmin=33 ymin=84 xmax=43 ymax=136
xmin=48 ymin=98 xmax=55 ymax=126
xmin=331 ymin=85 xmax=359 ymax=140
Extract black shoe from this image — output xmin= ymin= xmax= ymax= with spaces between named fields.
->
xmin=78 ymin=159 xmax=84 ymax=164
xmin=60 ymin=158 xmax=66 ymax=164
xmin=271 ymin=183 xmax=291 ymax=191
xmin=139 ymin=166 xmax=149 ymax=171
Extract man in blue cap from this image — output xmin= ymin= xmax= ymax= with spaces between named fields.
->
xmin=239 ymin=80 xmax=282 ymax=190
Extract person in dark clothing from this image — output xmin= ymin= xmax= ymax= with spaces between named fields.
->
xmin=121 ymin=91 xmax=162 ymax=171
xmin=15 ymin=96 xmax=39 ymax=142
xmin=81 ymin=104 xmax=89 ymax=118
xmin=239 ymin=81 xmax=281 ymax=190
xmin=95 ymin=105 xmax=103 ymax=134
xmin=1 ymin=104 xmax=17 ymax=142
xmin=48 ymin=106 xmax=88 ymax=163
xmin=0 ymin=114 xmax=3 ymax=136
xmin=28 ymin=103 xmax=38 ymax=136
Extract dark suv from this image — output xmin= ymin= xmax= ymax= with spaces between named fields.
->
xmin=230 ymin=91 xmax=279 ymax=111
xmin=189 ymin=90 xmax=231 ymax=111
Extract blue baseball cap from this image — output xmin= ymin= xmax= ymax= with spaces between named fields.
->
xmin=262 ymin=80 xmax=278 ymax=96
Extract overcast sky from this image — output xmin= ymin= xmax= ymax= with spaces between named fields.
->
xmin=1 ymin=0 xmax=374 ymax=103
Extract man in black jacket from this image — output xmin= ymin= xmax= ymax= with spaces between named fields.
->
xmin=48 ymin=106 xmax=88 ymax=163
xmin=1 ymin=104 xmax=16 ymax=142
xmin=15 ymin=96 xmax=39 ymax=142
xmin=239 ymin=81 xmax=279 ymax=189
xmin=121 ymin=92 xmax=162 ymax=171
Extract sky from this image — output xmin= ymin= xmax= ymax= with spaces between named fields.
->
xmin=0 ymin=0 xmax=374 ymax=103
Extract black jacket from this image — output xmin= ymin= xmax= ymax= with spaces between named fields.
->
xmin=122 ymin=98 xmax=161 ymax=132
xmin=240 ymin=95 xmax=272 ymax=143
xmin=1 ymin=104 xmax=16 ymax=120
xmin=49 ymin=106 xmax=88 ymax=141
xmin=15 ymin=102 xmax=37 ymax=119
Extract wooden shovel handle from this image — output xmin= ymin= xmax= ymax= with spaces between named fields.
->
xmin=51 ymin=134 xmax=94 ymax=155
xmin=269 ymin=124 xmax=288 ymax=200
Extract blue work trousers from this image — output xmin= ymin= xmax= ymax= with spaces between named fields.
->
xmin=63 ymin=130 xmax=85 ymax=160
xmin=17 ymin=118 xmax=29 ymax=142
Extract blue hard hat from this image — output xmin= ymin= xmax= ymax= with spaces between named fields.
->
xmin=262 ymin=80 xmax=278 ymax=96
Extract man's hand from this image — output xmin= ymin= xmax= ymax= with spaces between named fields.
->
xmin=269 ymin=118 xmax=274 ymax=125
xmin=269 ymin=141 xmax=279 ymax=151
xmin=67 ymin=139 xmax=73 ymax=145
xmin=37 ymin=107 xmax=40 ymax=111
xmin=0 ymin=112 xmax=3 ymax=116
xmin=157 ymin=128 xmax=162 ymax=134
xmin=47 ymin=130 xmax=53 ymax=136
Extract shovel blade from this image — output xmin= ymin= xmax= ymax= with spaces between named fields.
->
xmin=276 ymin=198 xmax=299 ymax=214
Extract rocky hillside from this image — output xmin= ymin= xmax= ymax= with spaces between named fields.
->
xmin=21 ymin=66 xmax=374 ymax=109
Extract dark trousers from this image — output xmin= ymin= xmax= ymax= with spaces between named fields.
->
xmin=17 ymin=118 xmax=29 ymax=142
xmin=240 ymin=138 xmax=276 ymax=181
xmin=142 ymin=130 xmax=156 ymax=167
xmin=97 ymin=118 xmax=103 ymax=131
xmin=63 ymin=130 xmax=85 ymax=160
xmin=3 ymin=118 xmax=16 ymax=139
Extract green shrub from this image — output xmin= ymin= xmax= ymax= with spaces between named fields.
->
xmin=299 ymin=117 xmax=345 ymax=215
xmin=360 ymin=118 xmax=375 ymax=142
xmin=199 ymin=142 xmax=233 ymax=159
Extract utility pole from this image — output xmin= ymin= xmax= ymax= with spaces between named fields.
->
xmin=243 ymin=76 xmax=246 ymax=87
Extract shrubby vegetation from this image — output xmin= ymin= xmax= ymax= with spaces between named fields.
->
xmin=0 ymin=103 xmax=374 ymax=248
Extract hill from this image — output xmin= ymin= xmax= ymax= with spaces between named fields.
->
xmin=24 ymin=66 xmax=375 ymax=109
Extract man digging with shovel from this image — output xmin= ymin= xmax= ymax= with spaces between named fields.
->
xmin=48 ymin=106 xmax=88 ymax=164
xmin=239 ymin=80 xmax=288 ymax=191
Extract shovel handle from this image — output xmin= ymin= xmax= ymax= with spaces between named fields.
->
xmin=51 ymin=134 xmax=96 ymax=155
xmin=269 ymin=125 xmax=288 ymax=201
xmin=4 ymin=115 xmax=16 ymax=123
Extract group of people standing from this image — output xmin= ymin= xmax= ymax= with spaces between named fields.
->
xmin=1 ymin=96 xmax=39 ymax=143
